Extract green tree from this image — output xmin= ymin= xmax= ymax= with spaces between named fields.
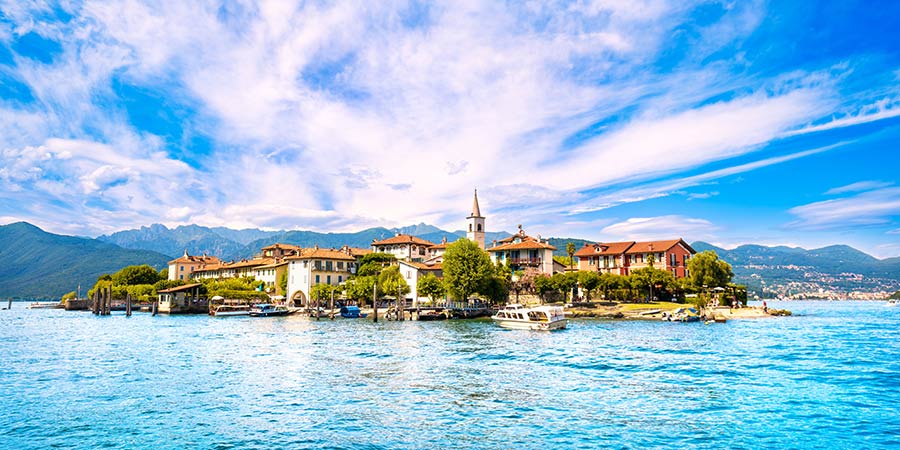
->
xmin=646 ymin=253 xmax=656 ymax=268
xmin=597 ymin=273 xmax=618 ymax=300
xmin=442 ymin=238 xmax=494 ymax=302
xmin=158 ymin=267 xmax=169 ymax=280
xmin=553 ymin=255 xmax=573 ymax=267
xmin=277 ymin=270 xmax=288 ymax=295
xmin=533 ymin=275 xmax=555 ymax=304
xmin=890 ymin=290 xmax=900 ymax=300
xmin=310 ymin=283 xmax=340 ymax=305
xmin=566 ymin=242 xmax=576 ymax=270
xmin=577 ymin=271 xmax=601 ymax=300
xmin=687 ymin=250 xmax=734 ymax=289
xmin=378 ymin=265 xmax=410 ymax=298
xmin=630 ymin=267 xmax=676 ymax=302
xmin=61 ymin=291 xmax=77 ymax=301
xmin=126 ymin=284 xmax=156 ymax=303
xmin=416 ymin=273 xmax=445 ymax=305
xmin=345 ymin=276 xmax=377 ymax=307
xmin=551 ymin=272 xmax=578 ymax=302
xmin=112 ymin=265 xmax=162 ymax=286
xmin=357 ymin=252 xmax=396 ymax=276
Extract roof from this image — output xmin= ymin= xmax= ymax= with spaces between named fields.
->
xmin=346 ymin=247 xmax=372 ymax=258
xmin=400 ymin=260 xmax=443 ymax=271
xmin=574 ymin=242 xmax=635 ymax=257
xmin=625 ymin=239 xmax=695 ymax=254
xmin=261 ymin=243 xmax=302 ymax=251
xmin=371 ymin=234 xmax=435 ymax=247
xmin=468 ymin=189 xmax=483 ymax=218
xmin=257 ymin=261 xmax=289 ymax=269
xmin=286 ymin=247 xmax=356 ymax=261
xmin=168 ymin=252 xmax=221 ymax=265
xmin=487 ymin=235 xmax=556 ymax=252
xmin=157 ymin=283 xmax=202 ymax=293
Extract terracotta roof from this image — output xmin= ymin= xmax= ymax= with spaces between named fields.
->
xmin=625 ymin=239 xmax=695 ymax=254
xmin=261 ymin=243 xmax=302 ymax=251
xmin=371 ymin=234 xmax=435 ymax=247
xmin=487 ymin=235 xmax=556 ymax=252
xmin=429 ymin=242 xmax=449 ymax=250
xmin=574 ymin=242 xmax=635 ymax=257
xmin=401 ymin=261 xmax=443 ymax=271
xmin=286 ymin=247 xmax=356 ymax=261
xmin=168 ymin=254 xmax=221 ymax=265
xmin=347 ymin=247 xmax=372 ymax=257
xmin=158 ymin=283 xmax=202 ymax=293
xmin=257 ymin=261 xmax=289 ymax=269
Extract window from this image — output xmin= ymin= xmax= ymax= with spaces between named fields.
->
xmin=327 ymin=275 xmax=331 ymax=284
xmin=180 ymin=266 xmax=184 ymax=271
xmin=469 ymin=224 xmax=473 ymax=232
xmin=315 ymin=275 xmax=320 ymax=284
xmin=338 ymin=276 xmax=342 ymax=283
xmin=179 ymin=275 xmax=184 ymax=280
xmin=337 ymin=262 xmax=344 ymax=270
xmin=303 ymin=261 xmax=308 ymax=268
xmin=670 ymin=253 xmax=677 ymax=266
xmin=325 ymin=261 xmax=333 ymax=271
xmin=477 ymin=224 xmax=482 ymax=232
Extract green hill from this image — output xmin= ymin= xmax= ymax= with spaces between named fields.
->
xmin=0 ymin=222 xmax=171 ymax=299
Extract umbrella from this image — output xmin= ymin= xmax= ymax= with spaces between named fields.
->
xmin=210 ymin=295 xmax=224 ymax=301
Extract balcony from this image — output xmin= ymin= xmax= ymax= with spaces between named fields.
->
xmin=508 ymin=257 xmax=542 ymax=266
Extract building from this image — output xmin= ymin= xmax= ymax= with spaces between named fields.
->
xmin=190 ymin=258 xmax=272 ymax=280
xmin=487 ymin=226 xmax=557 ymax=275
xmin=371 ymin=234 xmax=435 ymax=262
xmin=574 ymin=239 xmax=696 ymax=278
xmin=399 ymin=260 xmax=444 ymax=306
xmin=427 ymin=237 xmax=450 ymax=260
xmin=157 ymin=283 xmax=205 ymax=313
xmin=286 ymin=246 xmax=358 ymax=306
xmin=259 ymin=243 xmax=301 ymax=259
xmin=167 ymin=251 xmax=221 ymax=281
xmin=467 ymin=189 xmax=485 ymax=249
xmin=253 ymin=260 xmax=289 ymax=296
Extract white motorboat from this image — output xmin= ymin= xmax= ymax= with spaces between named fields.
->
xmin=210 ymin=304 xmax=251 ymax=317
xmin=886 ymin=299 xmax=898 ymax=307
xmin=491 ymin=304 xmax=567 ymax=331
xmin=249 ymin=304 xmax=294 ymax=317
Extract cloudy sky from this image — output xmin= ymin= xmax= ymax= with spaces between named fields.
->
xmin=1 ymin=1 xmax=899 ymax=257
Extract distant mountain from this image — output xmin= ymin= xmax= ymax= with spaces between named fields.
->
xmin=0 ymin=222 xmax=170 ymax=299
xmin=98 ymin=224 xmax=252 ymax=260
xmin=692 ymin=241 xmax=900 ymax=296
xmin=547 ymin=238 xmax=595 ymax=256
xmin=209 ymin=227 xmax=281 ymax=245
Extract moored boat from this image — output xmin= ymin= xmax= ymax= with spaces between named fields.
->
xmin=339 ymin=305 xmax=367 ymax=318
xmin=491 ymin=304 xmax=567 ymax=331
xmin=27 ymin=301 xmax=64 ymax=309
xmin=886 ymin=299 xmax=898 ymax=307
xmin=211 ymin=304 xmax=251 ymax=317
xmin=249 ymin=304 xmax=293 ymax=317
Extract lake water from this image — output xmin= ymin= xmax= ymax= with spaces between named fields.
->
xmin=2 ymin=301 xmax=899 ymax=449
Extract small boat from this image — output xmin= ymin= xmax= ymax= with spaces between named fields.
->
xmin=249 ymin=304 xmax=292 ymax=317
xmin=417 ymin=309 xmax=449 ymax=321
xmin=663 ymin=307 xmax=701 ymax=322
xmin=491 ymin=304 xmax=567 ymax=331
xmin=886 ymin=299 xmax=898 ymax=307
xmin=339 ymin=305 xmax=367 ymax=318
xmin=211 ymin=304 xmax=251 ymax=317
xmin=27 ymin=302 xmax=63 ymax=309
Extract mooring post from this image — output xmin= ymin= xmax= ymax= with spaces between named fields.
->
xmin=152 ymin=300 xmax=158 ymax=316
xmin=126 ymin=293 xmax=132 ymax=317
xmin=372 ymin=283 xmax=378 ymax=323
xmin=7 ymin=297 xmax=11 ymax=310
xmin=92 ymin=290 xmax=99 ymax=315
xmin=103 ymin=286 xmax=110 ymax=315
xmin=330 ymin=289 xmax=335 ymax=320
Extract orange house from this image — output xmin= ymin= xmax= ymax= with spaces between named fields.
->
xmin=575 ymin=239 xmax=695 ymax=278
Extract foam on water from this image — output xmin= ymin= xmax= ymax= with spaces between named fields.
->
xmin=1 ymin=301 xmax=899 ymax=449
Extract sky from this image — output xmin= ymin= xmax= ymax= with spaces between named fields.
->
xmin=1 ymin=1 xmax=899 ymax=258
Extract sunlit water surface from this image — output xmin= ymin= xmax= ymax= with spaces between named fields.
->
xmin=2 ymin=301 xmax=899 ymax=449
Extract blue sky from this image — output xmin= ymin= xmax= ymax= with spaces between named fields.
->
xmin=1 ymin=1 xmax=899 ymax=257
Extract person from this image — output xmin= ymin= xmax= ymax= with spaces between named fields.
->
xmin=763 ymin=300 xmax=768 ymax=314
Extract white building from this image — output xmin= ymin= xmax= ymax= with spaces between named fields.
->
xmin=286 ymin=246 xmax=357 ymax=307
xmin=399 ymin=260 xmax=444 ymax=306
xmin=487 ymin=226 xmax=557 ymax=275
xmin=371 ymin=234 xmax=435 ymax=262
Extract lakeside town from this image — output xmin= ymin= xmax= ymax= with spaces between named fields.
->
xmin=20 ymin=190 xmax=802 ymax=324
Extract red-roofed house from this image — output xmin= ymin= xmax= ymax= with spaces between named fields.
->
xmin=575 ymin=239 xmax=695 ymax=277
xmin=487 ymin=226 xmax=557 ymax=275
xmin=371 ymin=234 xmax=435 ymax=262
xmin=167 ymin=250 xmax=222 ymax=281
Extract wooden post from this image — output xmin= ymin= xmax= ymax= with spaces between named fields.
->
xmin=104 ymin=286 xmax=111 ymax=315
xmin=372 ymin=282 xmax=378 ymax=323
xmin=92 ymin=289 xmax=99 ymax=315
xmin=152 ymin=299 xmax=158 ymax=316
xmin=7 ymin=297 xmax=12 ymax=310
xmin=126 ymin=293 xmax=132 ymax=317
xmin=330 ymin=289 xmax=335 ymax=320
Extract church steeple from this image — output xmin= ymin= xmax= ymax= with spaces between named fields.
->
xmin=466 ymin=189 xmax=486 ymax=249
xmin=469 ymin=188 xmax=483 ymax=218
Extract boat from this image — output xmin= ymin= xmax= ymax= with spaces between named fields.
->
xmin=27 ymin=302 xmax=64 ymax=309
xmin=249 ymin=304 xmax=293 ymax=317
xmin=339 ymin=305 xmax=367 ymax=318
xmin=662 ymin=307 xmax=701 ymax=322
xmin=886 ymin=299 xmax=899 ymax=307
xmin=211 ymin=304 xmax=251 ymax=317
xmin=491 ymin=304 xmax=567 ymax=331
xmin=417 ymin=308 xmax=449 ymax=321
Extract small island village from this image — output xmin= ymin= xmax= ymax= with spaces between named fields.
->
xmin=47 ymin=190 xmax=775 ymax=324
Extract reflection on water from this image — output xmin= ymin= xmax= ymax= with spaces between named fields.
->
xmin=1 ymin=301 xmax=900 ymax=448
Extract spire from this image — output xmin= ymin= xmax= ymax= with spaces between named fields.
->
xmin=469 ymin=188 xmax=482 ymax=218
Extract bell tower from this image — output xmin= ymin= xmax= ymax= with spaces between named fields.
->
xmin=467 ymin=189 xmax=486 ymax=249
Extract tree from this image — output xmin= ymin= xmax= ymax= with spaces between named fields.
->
xmin=566 ymin=242 xmax=576 ymax=270
xmin=277 ymin=270 xmax=288 ymax=296
xmin=417 ymin=274 xmax=445 ymax=305
xmin=310 ymin=283 xmax=340 ymax=305
xmin=597 ymin=273 xmax=618 ymax=300
xmin=357 ymin=252 xmax=396 ymax=276
xmin=551 ymin=272 xmax=578 ymax=302
xmin=646 ymin=253 xmax=656 ymax=268
xmin=61 ymin=291 xmax=77 ymax=301
xmin=378 ymin=265 xmax=410 ymax=299
xmin=442 ymin=238 xmax=494 ymax=302
xmin=687 ymin=251 xmax=734 ymax=289
xmin=630 ymin=267 xmax=676 ymax=302
xmin=577 ymin=271 xmax=601 ymax=300
xmin=112 ymin=265 xmax=162 ymax=286
xmin=533 ymin=275 xmax=555 ymax=304
xmin=158 ymin=267 xmax=169 ymax=280
xmin=345 ymin=276 xmax=377 ymax=307
xmin=891 ymin=290 xmax=900 ymax=300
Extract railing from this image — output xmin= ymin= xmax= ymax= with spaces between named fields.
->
xmin=507 ymin=258 xmax=542 ymax=266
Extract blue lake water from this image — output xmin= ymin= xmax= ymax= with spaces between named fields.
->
xmin=2 ymin=301 xmax=899 ymax=449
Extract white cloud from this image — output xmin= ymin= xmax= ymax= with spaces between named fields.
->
xmin=788 ymin=187 xmax=900 ymax=230
xmin=825 ymin=180 xmax=893 ymax=196
xmin=600 ymin=215 xmax=717 ymax=241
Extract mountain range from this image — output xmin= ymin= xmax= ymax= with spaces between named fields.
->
xmin=0 ymin=222 xmax=170 ymax=299
xmin=3 ymin=221 xmax=899 ymax=299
